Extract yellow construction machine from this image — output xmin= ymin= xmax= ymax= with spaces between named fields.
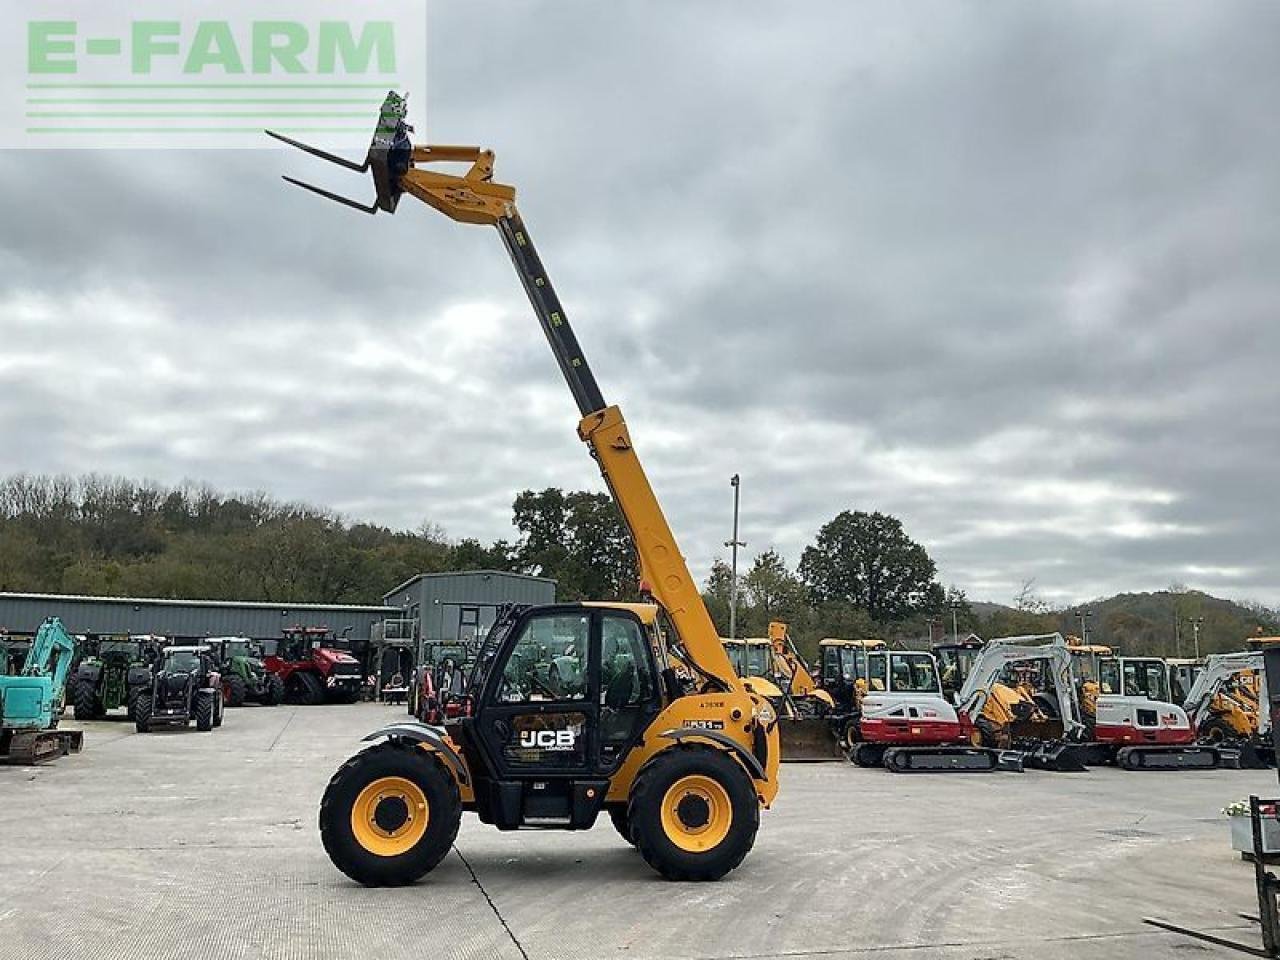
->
xmin=714 ymin=627 xmax=836 ymax=760
xmin=760 ymin=623 xmax=836 ymax=760
xmin=269 ymin=93 xmax=780 ymax=884
xmin=720 ymin=637 xmax=783 ymax=699
xmin=816 ymin=637 xmax=887 ymax=750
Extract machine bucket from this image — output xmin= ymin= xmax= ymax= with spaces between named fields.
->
xmin=778 ymin=718 xmax=842 ymax=761
xmin=1023 ymin=741 xmax=1089 ymax=772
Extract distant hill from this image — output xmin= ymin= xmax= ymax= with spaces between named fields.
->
xmin=971 ymin=589 xmax=1277 ymax=658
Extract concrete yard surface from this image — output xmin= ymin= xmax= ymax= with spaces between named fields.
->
xmin=0 ymin=702 xmax=1267 ymax=960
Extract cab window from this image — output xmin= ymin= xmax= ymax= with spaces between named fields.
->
xmin=1099 ymin=659 xmax=1120 ymax=695
xmin=866 ymin=651 xmax=888 ymax=692
xmin=600 ymin=615 xmax=656 ymax=710
xmin=495 ymin=614 xmax=589 ymax=703
xmin=1122 ymin=660 xmax=1170 ymax=702
xmin=890 ymin=653 xmax=940 ymax=693
xmin=744 ymin=644 xmax=772 ymax=678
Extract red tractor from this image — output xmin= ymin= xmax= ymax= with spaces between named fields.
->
xmin=263 ymin=626 xmax=363 ymax=705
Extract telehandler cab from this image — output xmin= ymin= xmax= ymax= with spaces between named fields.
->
xmin=269 ymin=92 xmax=781 ymax=885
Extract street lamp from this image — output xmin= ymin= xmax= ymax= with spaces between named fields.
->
xmin=1185 ymin=616 xmax=1205 ymax=659
xmin=724 ymin=474 xmax=746 ymax=641
xmin=948 ymin=602 xmax=961 ymax=641
xmin=1075 ymin=609 xmax=1093 ymax=644
xmin=924 ymin=616 xmax=940 ymax=644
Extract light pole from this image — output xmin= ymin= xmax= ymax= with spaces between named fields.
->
xmin=1186 ymin=616 xmax=1205 ymax=659
xmin=948 ymin=602 xmax=961 ymax=641
xmin=924 ymin=616 xmax=940 ymax=644
xmin=725 ymin=474 xmax=746 ymax=641
xmin=1075 ymin=609 xmax=1093 ymax=644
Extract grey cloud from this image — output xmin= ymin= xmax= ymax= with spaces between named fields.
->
xmin=1 ymin=1 xmax=1277 ymax=608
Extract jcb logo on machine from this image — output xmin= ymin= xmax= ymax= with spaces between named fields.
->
xmin=682 ymin=719 xmax=725 ymax=731
xmin=519 ymin=729 xmax=577 ymax=751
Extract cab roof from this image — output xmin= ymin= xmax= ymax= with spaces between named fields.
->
xmin=581 ymin=601 xmax=658 ymax=625
xmin=819 ymin=637 xmax=886 ymax=649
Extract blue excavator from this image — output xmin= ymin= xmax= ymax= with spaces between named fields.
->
xmin=0 ymin=617 xmax=84 ymax=764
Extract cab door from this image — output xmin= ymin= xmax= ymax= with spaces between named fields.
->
xmin=480 ymin=609 xmax=596 ymax=778
xmin=474 ymin=607 xmax=663 ymax=778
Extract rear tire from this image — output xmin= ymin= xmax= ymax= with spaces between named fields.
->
xmin=195 ymin=691 xmax=215 ymax=731
xmin=608 ymin=806 xmax=636 ymax=847
xmin=628 ymin=746 xmax=758 ymax=881
xmin=213 ymin=692 xmax=224 ymax=728
xmin=224 ymin=675 xmax=247 ymax=707
xmin=134 ymin=694 xmax=152 ymax=733
xmin=320 ymin=741 xmax=461 ymax=886
xmin=73 ymin=681 xmax=97 ymax=721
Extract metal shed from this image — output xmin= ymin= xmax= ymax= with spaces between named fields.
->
xmin=381 ymin=570 xmax=556 ymax=647
xmin=0 ymin=591 xmax=396 ymax=651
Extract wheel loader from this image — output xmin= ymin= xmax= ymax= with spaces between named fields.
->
xmin=268 ymin=92 xmax=780 ymax=885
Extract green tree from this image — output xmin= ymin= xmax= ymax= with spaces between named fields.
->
xmin=510 ymin=488 xmax=637 ymax=600
xmin=740 ymin=550 xmax=807 ymax=634
xmin=701 ymin=559 xmax=737 ymax=636
xmin=798 ymin=510 xmax=942 ymax=622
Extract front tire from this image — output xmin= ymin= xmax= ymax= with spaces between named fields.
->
xmin=320 ymin=741 xmax=461 ymax=887
xmin=608 ymin=806 xmax=636 ymax=847
xmin=73 ymin=681 xmax=97 ymax=721
xmin=628 ymin=746 xmax=758 ymax=881
xmin=195 ymin=691 xmax=215 ymax=731
xmin=134 ymin=693 xmax=153 ymax=733
xmin=224 ymin=675 xmax=247 ymax=707
xmin=264 ymin=674 xmax=285 ymax=706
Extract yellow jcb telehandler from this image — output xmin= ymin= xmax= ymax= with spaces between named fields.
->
xmin=269 ymin=93 xmax=780 ymax=885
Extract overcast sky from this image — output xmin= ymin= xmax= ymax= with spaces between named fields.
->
xmin=1 ymin=1 xmax=1277 ymax=608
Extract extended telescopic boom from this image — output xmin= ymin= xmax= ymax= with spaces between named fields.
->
xmin=268 ymin=92 xmax=740 ymax=691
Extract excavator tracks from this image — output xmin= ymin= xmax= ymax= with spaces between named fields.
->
xmin=1115 ymin=744 xmax=1236 ymax=771
xmin=0 ymin=729 xmax=84 ymax=765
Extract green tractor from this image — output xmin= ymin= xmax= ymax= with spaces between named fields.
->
xmin=206 ymin=636 xmax=284 ymax=707
xmin=72 ymin=634 xmax=162 ymax=721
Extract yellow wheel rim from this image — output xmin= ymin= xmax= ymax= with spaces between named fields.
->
xmin=661 ymin=774 xmax=733 ymax=853
xmin=350 ymin=776 xmax=429 ymax=857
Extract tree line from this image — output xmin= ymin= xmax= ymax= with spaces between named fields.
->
xmin=0 ymin=474 xmax=1272 ymax=659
